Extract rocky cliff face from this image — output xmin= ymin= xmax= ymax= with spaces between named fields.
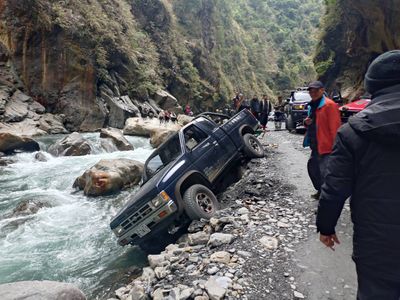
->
xmin=315 ymin=0 xmax=400 ymax=100
xmin=0 ymin=0 xmax=323 ymax=133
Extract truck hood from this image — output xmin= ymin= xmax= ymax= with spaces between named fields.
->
xmin=110 ymin=165 xmax=169 ymax=229
xmin=340 ymin=99 xmax=371 ymax=112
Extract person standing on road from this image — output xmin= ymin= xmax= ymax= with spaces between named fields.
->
xmin=259 ymin=95 xmax=272 ymax=130
xmin=250 ymin=95 xmax=261 ymax=120
xmin=303 ymin=81 xmax=341 ymax=199
xmin=317 ymin=50 xmax=400 ymax=300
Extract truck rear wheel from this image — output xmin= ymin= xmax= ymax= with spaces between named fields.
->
xmin=242 ymin=133 xmax=265 ymax=158
xmin=183 ymin=184 xmax=219 ymax=220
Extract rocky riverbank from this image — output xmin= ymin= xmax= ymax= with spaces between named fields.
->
xmin=106 ymin=137 xmax=317 ymax=300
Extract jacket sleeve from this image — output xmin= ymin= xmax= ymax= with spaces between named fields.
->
xmin=328 ymin=103 xmax=341 ymax=139
xmin=317 ymin=129 xmax=354 ymax=235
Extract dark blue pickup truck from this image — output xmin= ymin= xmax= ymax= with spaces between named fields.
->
xmin=110 ymin=110 xmax=264 ymax=249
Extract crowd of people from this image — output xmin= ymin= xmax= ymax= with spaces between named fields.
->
xmin=230 ymin=93 xmax=286 ymax=130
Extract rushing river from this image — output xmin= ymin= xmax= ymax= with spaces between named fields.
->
xmin=0 ymin=133 xmax=154 ymax=299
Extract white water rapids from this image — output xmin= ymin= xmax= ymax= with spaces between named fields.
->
xmin=0 ymin=133 xmax=154 ymax=298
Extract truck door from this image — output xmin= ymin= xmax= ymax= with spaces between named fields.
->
xmin=183 ymin=124 xmax=226 ymax=183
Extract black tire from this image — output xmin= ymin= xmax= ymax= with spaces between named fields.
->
xmin=242 ymin=133 xmax=265 ymax=158
xmin=286 ymin=115 xmax=295 ymax=132
xmin=183 ymin=184 xmax=219 ymax=220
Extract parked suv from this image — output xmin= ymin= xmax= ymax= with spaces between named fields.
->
xmin=285 ymin=88 xmax=311 ymax=132
xmin=110 ymin=110 xmax=264 ymax=250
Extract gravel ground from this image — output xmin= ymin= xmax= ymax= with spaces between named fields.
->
xmin=109 ymin=128 xmax=358 ymax=300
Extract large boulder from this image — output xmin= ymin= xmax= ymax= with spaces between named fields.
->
xmin=177 ymin=114 xmax=194 ymax=126
xmin=11 ymin=200 xmax=51 ymax=218
xmin=101 ymin=86 xmax=140 ymax=129
xmin=39 ymin=114 xmax=68 ymax=134
xmin=48 ymin=132 xmax=92 ymax=157
xmin=73 ymin=159 xmax=144 ymax=196
xmin=100 ymin=128 xmax=133 ymax=151
xmin=123 ymin=117 xmax=181 ymax=138
xmin=0 ymin=118 xmax=47 ymax=136
xmin=0 ymin=133 xmax=40 ymax=154
xmin=154 ymin=90 xmax=182 ymax=113
xmin=150 ymin=130 xmax=176 ymax=148
xmin=3 ymin=90 xmax=30 ymax=122
xmin=0 ymin=281 xmax=86 ymax=300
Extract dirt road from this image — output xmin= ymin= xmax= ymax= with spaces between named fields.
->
xmin=262 ymin=128 xmax=357 ymax=300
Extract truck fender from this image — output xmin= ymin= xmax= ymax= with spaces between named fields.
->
xmin=239 ymin=124 xmax=255 ymax=136
xmin=174 ymin=171 xmax=212 ymax=215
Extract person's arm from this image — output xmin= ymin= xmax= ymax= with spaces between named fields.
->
xmin=317 ymin=129 xmax=354 ymax=237
xmin=328 ymin=103 xmax=341 ymax=138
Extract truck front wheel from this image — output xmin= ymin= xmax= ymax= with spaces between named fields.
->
xmin=242 ymin=133 xmax=265 ymax=158
xmin=183 ymin=184 xmax=219 ymax=220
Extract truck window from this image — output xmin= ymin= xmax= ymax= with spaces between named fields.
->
xmin=184 ymin=125 xmax=208 ymax=150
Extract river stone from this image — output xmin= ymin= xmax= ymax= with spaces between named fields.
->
xmin=210 ymin=251 xmax=231 ymax=264
xmin=148 ymin=254 xmax=168 ymax=269
xmin=100 ymin=127 xmax=133 ymax=151
xmin=188 ymin=231 xmax=210 ymax=246
xmin=140 ymin=267 xmax=155 ymax=284
xmin=128 ymin=282 xmax=148 ymax=300
xmin=205 ymin=277 xmax=227 ymax=300
xmin=0 ymin=132 xmax=40 ymax=154
xmin=12 ymin=200 xmax=50 ymax=217
xmin=154 ymin=266 xmax=169 ymax=279
xmin=48 ymin=132 xmax=91 ymax=156
xmin=0 ymin=280 xmax=86 ymax=300
xmin=73 ymin=159 xmax=143 ymax=196
xmin=259 ymin=236 xmax=279 ymax=250
xmin=35 ymin=151 xmax=48 ymax=162
xmin=208 ymin=233 xmax=234 ymax=248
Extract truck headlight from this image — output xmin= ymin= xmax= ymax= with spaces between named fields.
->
xmin=114 ymin=226 xmax=124 ymax=236
xmin=152 ymin=191 xmax=171 ymax=207
xmin=293 ymin=104 xmax=304 ymax=110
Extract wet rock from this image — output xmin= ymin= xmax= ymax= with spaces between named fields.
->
xmin=208 ymin=233 xmax=234 ymax=248
xmin=48 ymin=132 xmax=91 ymax=156
xmin=205 ymin=277 xmax=228 ymax=300
xmin=11 ymin=200 xmax=50 ymax=217
xmin=210 ymin=251 xmax=231 ymax=264
xmin=35 ymin=151 xmax=48 ymax=162
xmin=140 ymin=267 xmax=155 ymax=284
xmin=0 ymin=280 xmax=86 ymax=300
xmin=294 ymin=291 xmax=305 ymax=299
xmin=73 ymin=159 xmax=143 ymax=196
xmin=188 ymin=231 xmax=210 ymax=246
xmin=100 ymin=127 xmax=133 ymax=151
xmin=0 ymin=133 xmax=40 ymax=154
xmin=259 ymin=236 xmax=279 ymax=250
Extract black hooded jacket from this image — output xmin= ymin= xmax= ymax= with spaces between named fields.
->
xmin=317 ymin=84 xmax=400 ymax=281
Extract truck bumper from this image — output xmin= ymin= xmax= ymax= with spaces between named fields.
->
xmin=116 ymin=200 xmax=178 ymax=246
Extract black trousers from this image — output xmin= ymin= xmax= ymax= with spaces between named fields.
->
xmin=307 ymin=150 xmax=329 ymax=192
xmin=357 ymin=271 xmax=400 ymax=300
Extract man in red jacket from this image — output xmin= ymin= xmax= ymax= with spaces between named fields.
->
xmin=303 ymin=81 xmax=341 ymax=199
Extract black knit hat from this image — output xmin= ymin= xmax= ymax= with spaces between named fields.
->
xmin=365 ymin=50 xmax=400 ymax=95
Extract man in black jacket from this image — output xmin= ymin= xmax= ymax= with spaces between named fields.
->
xmin=316 ymin=50 xmax=400 ymax=299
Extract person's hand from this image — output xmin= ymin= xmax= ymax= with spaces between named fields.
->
xmin=304 ymin=117 xmax=312 ymax=126
xmin=320 ymin=234 xmax=340 ymax=251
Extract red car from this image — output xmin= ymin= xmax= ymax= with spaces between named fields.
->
xmin=339 ymin=98 xmax=371 ymax=123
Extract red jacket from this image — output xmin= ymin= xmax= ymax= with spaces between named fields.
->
xmin=304 ymin=97 xmax=341 ymax=155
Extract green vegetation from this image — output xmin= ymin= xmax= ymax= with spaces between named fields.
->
xmin=5 ymin=0 xmax=325 ymax=108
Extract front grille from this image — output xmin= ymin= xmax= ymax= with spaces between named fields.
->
xmin=120 ymin=203 xmax=154 ymax=234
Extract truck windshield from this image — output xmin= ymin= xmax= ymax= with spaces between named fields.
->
xmin=143 ymin=133 xmax=182 ymax=182
xmin=293 ymin=92 xmax=311 ymax=102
